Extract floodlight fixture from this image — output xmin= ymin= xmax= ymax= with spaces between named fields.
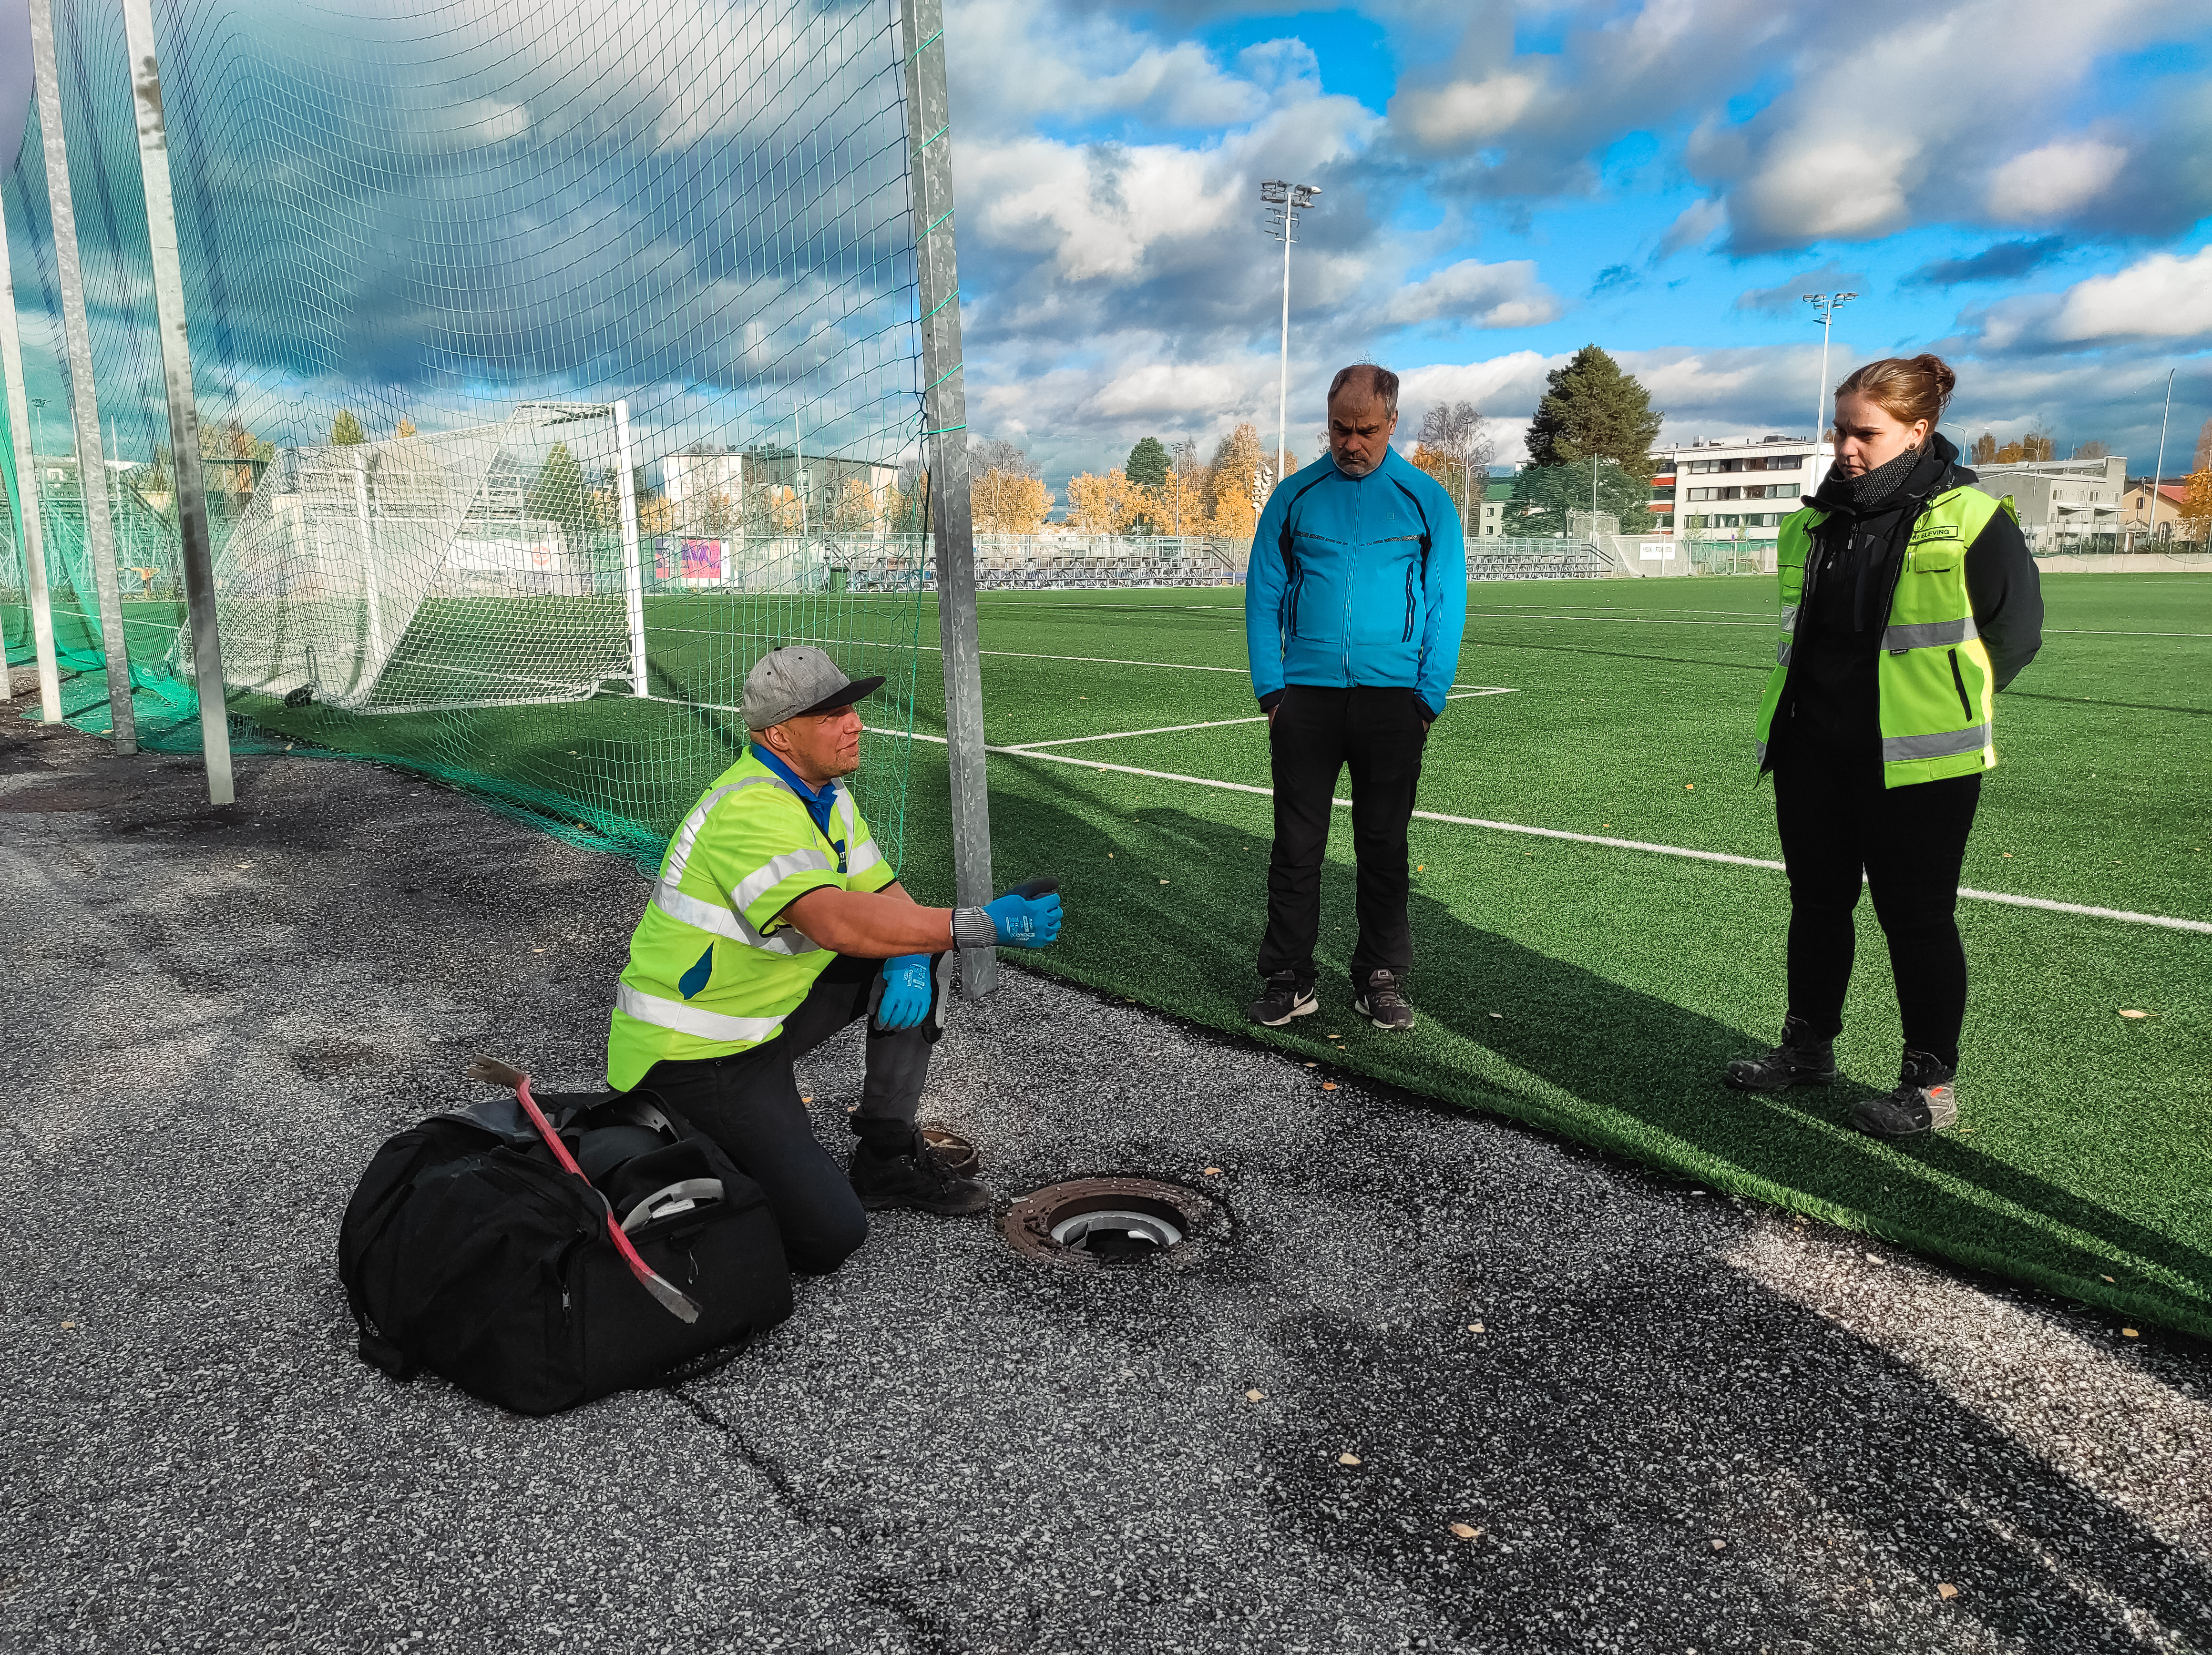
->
xmin=1802 ymin=291 xmax=1860 ymax=473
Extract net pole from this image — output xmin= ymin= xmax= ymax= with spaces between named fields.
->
xmin=613 ymin=398 xmax=647 ymax=695
xmin=29 ymin=0 xmax=137 ymax=751
xmin=900 ymin=0 xmax=995 ymax=999
xmin=0 ymin=194 xmax=66 ymax=723
xmin=122 ymin=0 xmax=234 ymax=804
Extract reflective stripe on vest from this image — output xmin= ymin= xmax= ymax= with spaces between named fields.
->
xmin=616 ymin=981 xmax=783 ymax=1044
xmin=1755 ymin=485 xmax=2009 ymax=788
xmin=734 ymin=847 xmax=834 ymax=914
xmin=651 ymin=878 xmax=819 ymax=957
xmin=1881 ymin=616 xmax=1978 ymax=652
xmin=1882 ymin=724 xmax=1991 ymax=763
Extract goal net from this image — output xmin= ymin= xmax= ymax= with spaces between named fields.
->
xmin=3 ymin=0 xmax=934 ymax=869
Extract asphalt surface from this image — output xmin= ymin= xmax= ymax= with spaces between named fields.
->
xmin=2 ymin=674 xmax=2208 ymax=1655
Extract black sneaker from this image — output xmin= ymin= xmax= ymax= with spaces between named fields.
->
xmin=1850 ymin=1050 xmax=1958 ymax=1137
xmin=849 ymin=1131 xmax=990 ymax=1215
xmin=1246 ymin=972 xmax=1318 ymax=1027
xmin=1353 ymin=969 xmax=1415 ymax=1032
xmin=1723 ymin=1014 xmax=1839 ymax=1093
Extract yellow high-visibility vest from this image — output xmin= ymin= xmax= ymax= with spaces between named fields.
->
xmin=606 ymin=749 xmax=897 ymax=1090
xmin=1757 ymin=486 xmax=2017 ymax=788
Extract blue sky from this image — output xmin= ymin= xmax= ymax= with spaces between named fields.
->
xmin=4 ymin=0 xmax=2209 ymax=492
xmin=941 ymin=0 xmax=2212 ymax=484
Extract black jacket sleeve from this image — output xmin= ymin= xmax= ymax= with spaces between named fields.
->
xmin=1965 ymin=506 xmax=2042 ymax=690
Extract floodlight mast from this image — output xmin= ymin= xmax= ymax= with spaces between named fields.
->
xmin=1261 ymin=180 xmax=1320 ymax=490
xmin=1802 ymin=292 xmax=1858 ymax=484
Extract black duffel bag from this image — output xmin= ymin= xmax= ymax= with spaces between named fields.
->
xmin=338 ymin=1087 xmax=792 ymax=1415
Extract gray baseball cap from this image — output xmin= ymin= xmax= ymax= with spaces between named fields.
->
xmin=741 ymin=645 xmax=885 ymax=731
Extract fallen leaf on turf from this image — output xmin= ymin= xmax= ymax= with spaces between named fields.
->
xmin=1321 ymin=1082 xmax=1338 ymax=1092
xmin=1159 ymin=879 xmax=1170 ymax=885
xmin=2119 ymin=1009 xmax=2149 ymax=1019
xmin=1489 ymin=1012 xmax=1503 ymax=1020
xmin=800 ymin=1096 xmax=811 ymax=1103
xmin=2122 ymin=1328 xmax=2140 ymax=1338
xmin=1685 ymin=783 xmax=1695 ymax=790
xmin=1338 ymin=1453 xmax=1362 ymax=1466
xmin=2102 ymin=1274 xmax=2115 ymax=1282
xmin=1710 ymin=1540 xmax=1727 ymax=1552
xmin=1303 ymin=1062 xmax=1318 ymax=1068
xmin=60 ymin=1321 xmax=75 ymax=1329
xmin=1416 ymin=864 xmax=1424 ymax=872
xmin=1937 ymin=1584 xmax=1958 ymax=1600
xmin=1204 ymin=1166 xmax=1222 ymax=1176
xmin=1468 ymin=1322 xmax=1485 ymax=1333
xmin=1246 ymin=1389 xmax=1264 ymax=1402
xmin=1449 ymin=1523 xmax=1480 ymax=1540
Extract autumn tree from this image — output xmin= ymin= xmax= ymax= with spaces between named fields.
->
xmin=330 ymin=409 xmax=367 ymax=446
xmin=2070 ymin=439 xmax=2109 ymax=460
xmin=2179 ymin=466 xmax=2212 ymax=544
xmin=1206 ymin=423 xmax=1268 ymax=540
xmin=973 ymin=468 xmax=1053 ymax=533
xmin=1995 ymin=432 xmax=2056 ymax=464
xmin=2193 ymin=415 xmax=2212 ymax=475
xmin=1524 ymin=347 xmax=1663 ymax=482
xmin=1065 ymin=470 xmax=1150 ymax=532
xmin=1409 ymin=400 xmax=1495 ymax=518
xmin=1971 ymin=431 xmax=1997 ymax=466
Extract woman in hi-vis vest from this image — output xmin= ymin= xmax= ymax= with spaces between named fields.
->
xmin=1727 ymin=355 xmax=2043 ymax=1136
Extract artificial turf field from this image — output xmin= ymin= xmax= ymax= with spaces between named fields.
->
xmin=17 ymin=571 xmax=2212 ymax=1334
xmin=879 ymin=572 xmax=2211 ymax=1336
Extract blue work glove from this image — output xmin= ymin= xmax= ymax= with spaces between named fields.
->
xmin=983 ymin=887 xmax=1062 ymax=948
xmin=877 ymin=954 xmax=934 ymax=1030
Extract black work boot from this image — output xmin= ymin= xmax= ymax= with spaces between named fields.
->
xmin=1353 ymin=968 xmax=1415 ymax=1032
xmin=848 ymin=1128 xmax=990 ymax=1215
xmin=1246 ymin=972 xmax=1318 ymax=1027
xmin=1722 ymin=1014 xmax=1839 ymax=1093
xmin=1850 ymin=1049 xmax=1958 ymax=1138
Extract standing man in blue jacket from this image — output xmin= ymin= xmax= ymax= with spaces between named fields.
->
xmin=1244 ymin=364 xmax=1468 ymax=1032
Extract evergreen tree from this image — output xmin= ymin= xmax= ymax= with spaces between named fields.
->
xmin=1125 ymin=436 xmax=1170 ymax=489
xmin=1522 ymin=347 xmax=1663 ymax=482
xmin=330 ymin=409 xmax=367 ymax=445
xmin=1507 ymin=459 xmax=1653 ymax=536
xmin=528 ymin=442 xmax=588 ymax=535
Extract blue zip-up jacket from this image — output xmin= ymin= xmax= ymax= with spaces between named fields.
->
xmin=1245 ymin=446 xmax=1468 ymax=718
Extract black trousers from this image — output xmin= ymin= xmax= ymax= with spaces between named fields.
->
xmin=1258 ymin=684 xmax=1428 ymax=987
xmin=1773 ymin=746 xmax=1981 ymax=1069
xmin=635 ymin=953 xmax=934 ymax=1275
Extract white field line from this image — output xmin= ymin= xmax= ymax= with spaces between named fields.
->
xmin=873 ymin=735 xmax=2210 ymax=935
xmin=1000 ymin=688 xmax=1515 ymax=751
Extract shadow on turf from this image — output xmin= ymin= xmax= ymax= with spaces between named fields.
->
xmin=1257 ymin=1256 xmax=2212 ymax=1652
xmin=989 ymin=770 xmax=2212 ymax=1333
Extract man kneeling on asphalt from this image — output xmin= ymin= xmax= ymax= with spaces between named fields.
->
xmin=604 ymin=645 xmax=1063 ymax=1273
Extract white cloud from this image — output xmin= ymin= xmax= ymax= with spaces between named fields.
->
xmin=1383 ymin=259 xmax=1563 ymax=328
xmin=1657 ymin=198 xmax=1728 ymax=260
xmin=2047 ymin=245 xmax=2212 ymax=342
xmin=1986 ymin=140 xmax=2130 ymax=222
xmin=1394 ymin=72 xmax=1546 ymax=148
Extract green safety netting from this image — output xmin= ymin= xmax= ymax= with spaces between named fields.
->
xmin=2 ymin=0 xmax=936 ymax=870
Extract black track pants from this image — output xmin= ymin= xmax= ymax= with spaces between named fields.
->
xmin=1773 ymin=750 xmax=1981 ymax=1068
xmin=1258 ymin=684 xmax=1428 ymax=988
xmin=635 ymin=953 xmax=934 ymax=1275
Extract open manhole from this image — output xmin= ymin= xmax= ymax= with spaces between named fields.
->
xmin=1004 ymin=1177 xmax=1219 ymax=1269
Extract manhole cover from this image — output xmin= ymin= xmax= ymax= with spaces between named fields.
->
xmin=1004 ymin=1177 xmax=1219 ymax=1269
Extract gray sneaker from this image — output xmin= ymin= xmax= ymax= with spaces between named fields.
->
xmin=1354 ymin=969 xmax=1415 ymax=1032
xmin=1850 ymin=1050 xmax=1958 ymax=1137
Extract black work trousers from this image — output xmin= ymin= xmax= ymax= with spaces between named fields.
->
xmin=1773 ymin=746 xmax=1981 ymax=1069
xmin=1258 ymin=684 xmax=1428 ymax=988
xmin=635 ymin=953 xmax=934 ymax=1275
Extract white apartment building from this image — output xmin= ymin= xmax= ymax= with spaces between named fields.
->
xmin=1648 ymin=434 xmax=1823 ymax=540
xmin=1966 ymin=454 xmax=2127 ymax=537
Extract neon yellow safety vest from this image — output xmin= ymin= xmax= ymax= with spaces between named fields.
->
xmin=1756 ymin=485 xmax=2017 ymax=788
xmin=606 ymin=749 xmax=898 ymax=1090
